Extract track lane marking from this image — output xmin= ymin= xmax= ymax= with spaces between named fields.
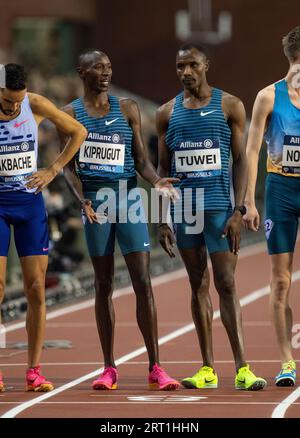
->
xmin=4 ymin=241 xmax=268 ymax=335
xmin=2 ymin=242 xmax=300 ymax=418
xmin=1 ymin=272 xmax=281 ymax=418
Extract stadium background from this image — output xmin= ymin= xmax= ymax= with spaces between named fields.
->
xmin=0 ymin=0 xmax=299 ymax=320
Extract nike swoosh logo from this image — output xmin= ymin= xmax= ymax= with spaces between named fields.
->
xmin=144 ymin=243 xmax=150 ymax=247
xmin=14 ymin=119 xmax=29 ymax=128
xmin=42 ymin=248 xmax=49 ymax=252
xmin=105 ymin=118 xmax=119 ymax=126
xmin=200 ymin=110 xmax=217 ymax=117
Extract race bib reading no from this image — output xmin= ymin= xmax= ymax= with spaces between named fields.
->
xmin=174 ymin=138 xmax=221 ymax=178
xmin=79 ymin=132 xmax=125 ymax=173
xmin=0 ymin=141 xmax=36 ymax=178
xmin=282 ymin=135 xmax=300 ymax=174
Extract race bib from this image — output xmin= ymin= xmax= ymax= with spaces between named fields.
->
xmin=79 ymin=132 xmax=125 ymax=173
xmin=0 ymin=141 xmax=36 ymax=177
xmin=282 ymin=135 xmax=300 ymax=174
xmin=174 ymin=138 xmax=221 ymax=178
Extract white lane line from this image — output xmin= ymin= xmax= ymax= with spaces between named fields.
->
xmin=271 ymin=387 xmax=300 ymax=418
xmin=5 ymin=270 xmax=187 ymax=334
xmin=2 ymin=401 xmax=300 ymax=406
xmin=1 ymin=271 xmax=278 ymax=419
xmin=2 ymin=243 xmax=299 ymax=418
xmin=4 ymin=240 xmax=267 ymax=335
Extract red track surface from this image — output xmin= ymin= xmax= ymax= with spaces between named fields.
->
xmin=1 ymin=241 xmax=300 ymax=418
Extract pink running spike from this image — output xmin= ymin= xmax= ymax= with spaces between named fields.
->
xmin=92 ymin=367 xmax=118 ymax=390
xmin=148 ymin=364 xmax=180 ymax=390
xmin=26 ymin=365 xmax=54 ymax=392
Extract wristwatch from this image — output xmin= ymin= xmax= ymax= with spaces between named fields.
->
xmin=233 ymin=205 xmax=247 ymax=215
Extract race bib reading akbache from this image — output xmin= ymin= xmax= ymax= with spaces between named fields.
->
xmin=0 ymin=141 xmax=36 ymax=178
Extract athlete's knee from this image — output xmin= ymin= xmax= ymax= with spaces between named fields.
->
xmin=271 ymin=273 xmax=291 ymax=304
xmin=214 ymin=272 xmax=235 ymax=298
xmin=190 ymin=269 xmax=209 ymax=297
xmin=132 ymin=274 xmax=152 ymax=296
xmin=188 ymin=266 xmax=207 ymax=291
xmin=95 ymin=275 xmax=114 ymax=298
xmin=25 ymin=279 xmax=45 ymax=307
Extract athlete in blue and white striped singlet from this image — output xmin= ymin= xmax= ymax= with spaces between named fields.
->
xmin=157 ymin=44 xmax=266 ymax=390
xmin=60 ymin=49 xmax=179 ymax=390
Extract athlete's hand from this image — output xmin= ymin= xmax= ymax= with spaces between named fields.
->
xmin=81 ymin=199 xmax=107 ymax=224
xmin=26 ymin=167 xmax=58 ymax=193
xmin=243 ymin=204 xmax=260 ymax=231
xmin=158 ymin=223 xmax=176 ymax=258
xmin=154 ymin=178 xmax=180 ymax=202
xmin=222 ymin=211 xmax=243 ymax=255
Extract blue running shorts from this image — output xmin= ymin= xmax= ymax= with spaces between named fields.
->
xmin=265 ymin=172 xmax=300 ymax=255
xmin=0 ymin=191 xmax=49 ymax=257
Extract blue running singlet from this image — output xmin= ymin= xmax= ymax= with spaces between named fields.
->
xmin=166 ymin=88 xmax=232 ymax=212
xmin=265 ymin=79 xmax=300 ymax=176
xmin=71 ymin=96 xmax=150 ymax=256
xmin=72 ymin=96 xmax=136 ymax=192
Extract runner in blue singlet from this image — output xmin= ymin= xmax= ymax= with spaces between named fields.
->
xmin=245 ymin=26 xmax=300 ymax=386
xmin=59 ymin=49 xmax=180 ymax=391
xmin=157 ymin=43 xmax=266 ymax=391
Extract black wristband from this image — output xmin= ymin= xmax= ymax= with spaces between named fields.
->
xmin=233 ymin=205 xmax=247 ymax=215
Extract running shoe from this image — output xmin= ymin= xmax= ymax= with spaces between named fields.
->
xmin=92 ymin=367 xmax=118 ymax=390
xmin=181 ymin=366 xmax=218 ymax=389
xmin=235 ymin=364 xmax=267 ymax=390
xmin=0 ymin=373 xmax=4 ymax=392
xmin=275 ymin=360 xmax=296 ymax=387
xmin=148 ymin=364 xmax=180 ymax=390
xmin=26 ymin=365 xmax=54 ymax=392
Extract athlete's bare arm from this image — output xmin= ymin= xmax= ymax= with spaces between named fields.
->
xmin=156 ymin=99 xmax=177 ymax=258
xmin=120 ymin=98 xmax=179 ymax=196
xmin=244 ymin=85 xmax=275 ymax=231
xmin=156 ymin=99 xmax=175 ymax=178
xmin=223 ymin=93 xmax=247 ymax=205
xmin=58 ymin=104 xmax=97 ymax=224
xmin=26 ymin=93 xmax=87 ymax=193
xmin=222 ymin=93 xmax=247 ymax=254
